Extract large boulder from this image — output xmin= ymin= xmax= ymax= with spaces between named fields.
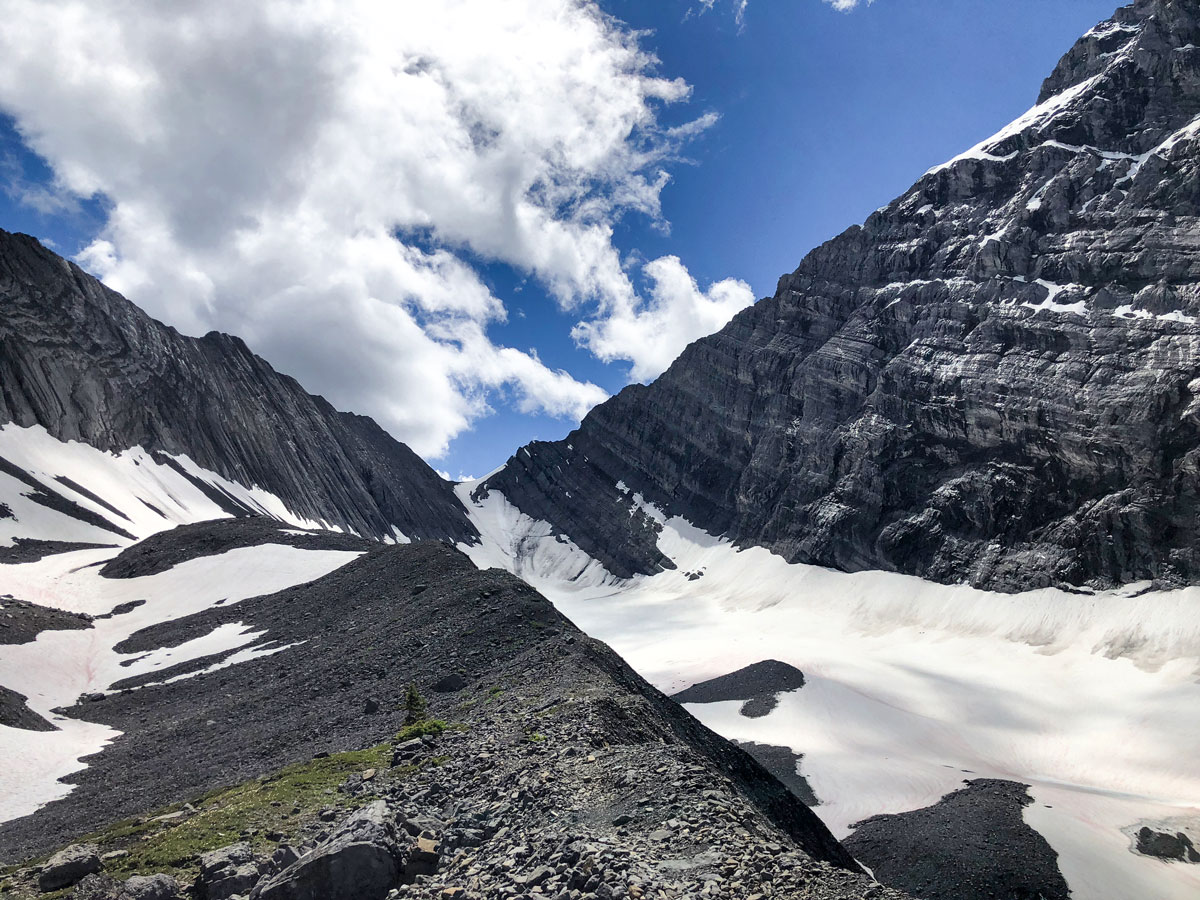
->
xmin=251 ymin=802 xmax=407 ymax=900
xmin=197 ymin=842 xmax=263 ymax=900
xmin=121 ymin=874 xmax=183 ymax=900
xmin=39 ymin=843 xmax=102 ymax=892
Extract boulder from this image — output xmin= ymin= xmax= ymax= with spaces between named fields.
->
xmin=252 ymin=801 xmax=406 ymax=900
xmin=39 ymin=843 xmax=102 ymax=892
xmin=432 ymin=674 xmax=467 ymax=693
xmin=121 ymin=874 xmax=182 ymax=900
xmin=197 ymin=842 xmax=262 ymax=900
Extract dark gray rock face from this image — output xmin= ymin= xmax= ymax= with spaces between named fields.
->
xmin=844 ymin=779 xmax=1069 ymax=900
xmin=483 ymin=0 xmax=1200 ymax=591
xmin=0 ymin=230 xmax=475 ymax=545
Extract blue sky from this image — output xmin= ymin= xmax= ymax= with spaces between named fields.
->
xmin=0 ymin=0 xmax=1118 ymax=478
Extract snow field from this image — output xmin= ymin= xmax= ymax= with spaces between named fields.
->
xmin=459 ymin=485 xmax=1200 ymax=900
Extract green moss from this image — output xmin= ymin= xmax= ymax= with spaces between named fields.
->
xmin=525 ymin=732 xmax=546 ymax=743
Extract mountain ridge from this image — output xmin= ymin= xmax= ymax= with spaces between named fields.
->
xmin=0 ymin=229 xmax=475 ymax=545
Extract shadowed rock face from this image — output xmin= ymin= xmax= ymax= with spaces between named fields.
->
xmin=481 ymin=0 xmax=1200 ymax=591
xmin=0 ymin=230 xmax=476 ymax=545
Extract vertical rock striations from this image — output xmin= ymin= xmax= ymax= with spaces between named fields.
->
xmin=0 ymin=230 xmax=476 ymax=544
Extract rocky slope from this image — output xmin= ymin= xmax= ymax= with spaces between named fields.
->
xmin=0 ymin=230 xmax=475 ymax=544
xmin=0 ymin=520 xmax=904 ymax=900
xmin=481 ymin=0 xmax=1200 ymax=591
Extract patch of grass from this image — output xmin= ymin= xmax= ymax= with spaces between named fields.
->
xmin=86 ymin=742 xmax=394 ymax=881
xmin=395 ymin=719 xmax=448 ymax=742
xmin=525 ymin=731 xmax=547 ymax=743
xmin=484 ymin=685 xmax=506 ymax=705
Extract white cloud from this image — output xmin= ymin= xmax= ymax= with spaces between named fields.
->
xmin=824 ymin=0 xmax=874 ymax=11
xmin=573 ymin=255 xmax=754 ymax=382
xmin=692 ymin=0 xmax=749 ymax=27
xmin=0 ymin=0 xmax=751 ymax=459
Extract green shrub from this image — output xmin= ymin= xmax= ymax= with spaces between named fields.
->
xmin=395 ymin=719 xmax=447 ymax=742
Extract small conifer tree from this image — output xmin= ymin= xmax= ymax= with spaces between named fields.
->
xmin=404 ymin=682 xmax=427 ymax=726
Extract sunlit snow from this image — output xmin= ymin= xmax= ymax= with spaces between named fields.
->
xmin=459 ymin=482 xmax=1200 ymax=900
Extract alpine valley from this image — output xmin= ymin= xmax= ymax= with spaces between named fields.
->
xmin=1 ymin=2 xmax=1199 ymax=900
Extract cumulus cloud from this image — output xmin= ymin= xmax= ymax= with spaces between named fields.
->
xmin=573 ymin=256 xmax=754 ymax=382
xmin=0 ymin=0 xmax=752 ymax=458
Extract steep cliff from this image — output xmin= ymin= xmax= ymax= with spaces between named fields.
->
xmin=481 ymin=0 xmax=1200 ymax=590
xmin=0 ymin=230 xmax=475 ymax=544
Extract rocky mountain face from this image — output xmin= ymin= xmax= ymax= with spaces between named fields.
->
xmin=482 ymin=0 xmax=1200 ymax=590
xmin=0 ymin=230 xmax=475 ymax=544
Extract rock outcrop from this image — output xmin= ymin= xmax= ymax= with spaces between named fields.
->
xmin=0 ymin=230 xmax=476 ymax=545
xmin=481 ymin=0 xmax=1200 ymax=591
xmin=844 ymin=779 xmax=1069 ymax=900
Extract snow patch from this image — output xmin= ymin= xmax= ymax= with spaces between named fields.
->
xmin=927 ymin=74 xmax=1104 ymax=176
xmin=1022 ymin=280 xmax=1089 ymax=315
xmin=0 ymin=423 xmax=328 ymax=547
xmin=455 ymin=484 xmax=615 ymax=588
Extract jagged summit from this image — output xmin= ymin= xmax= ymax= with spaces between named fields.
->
xmin=0 ymin=230 xmax=476 ymax=544
xmin=478 ymin=0 xmax=1200 ymax=591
